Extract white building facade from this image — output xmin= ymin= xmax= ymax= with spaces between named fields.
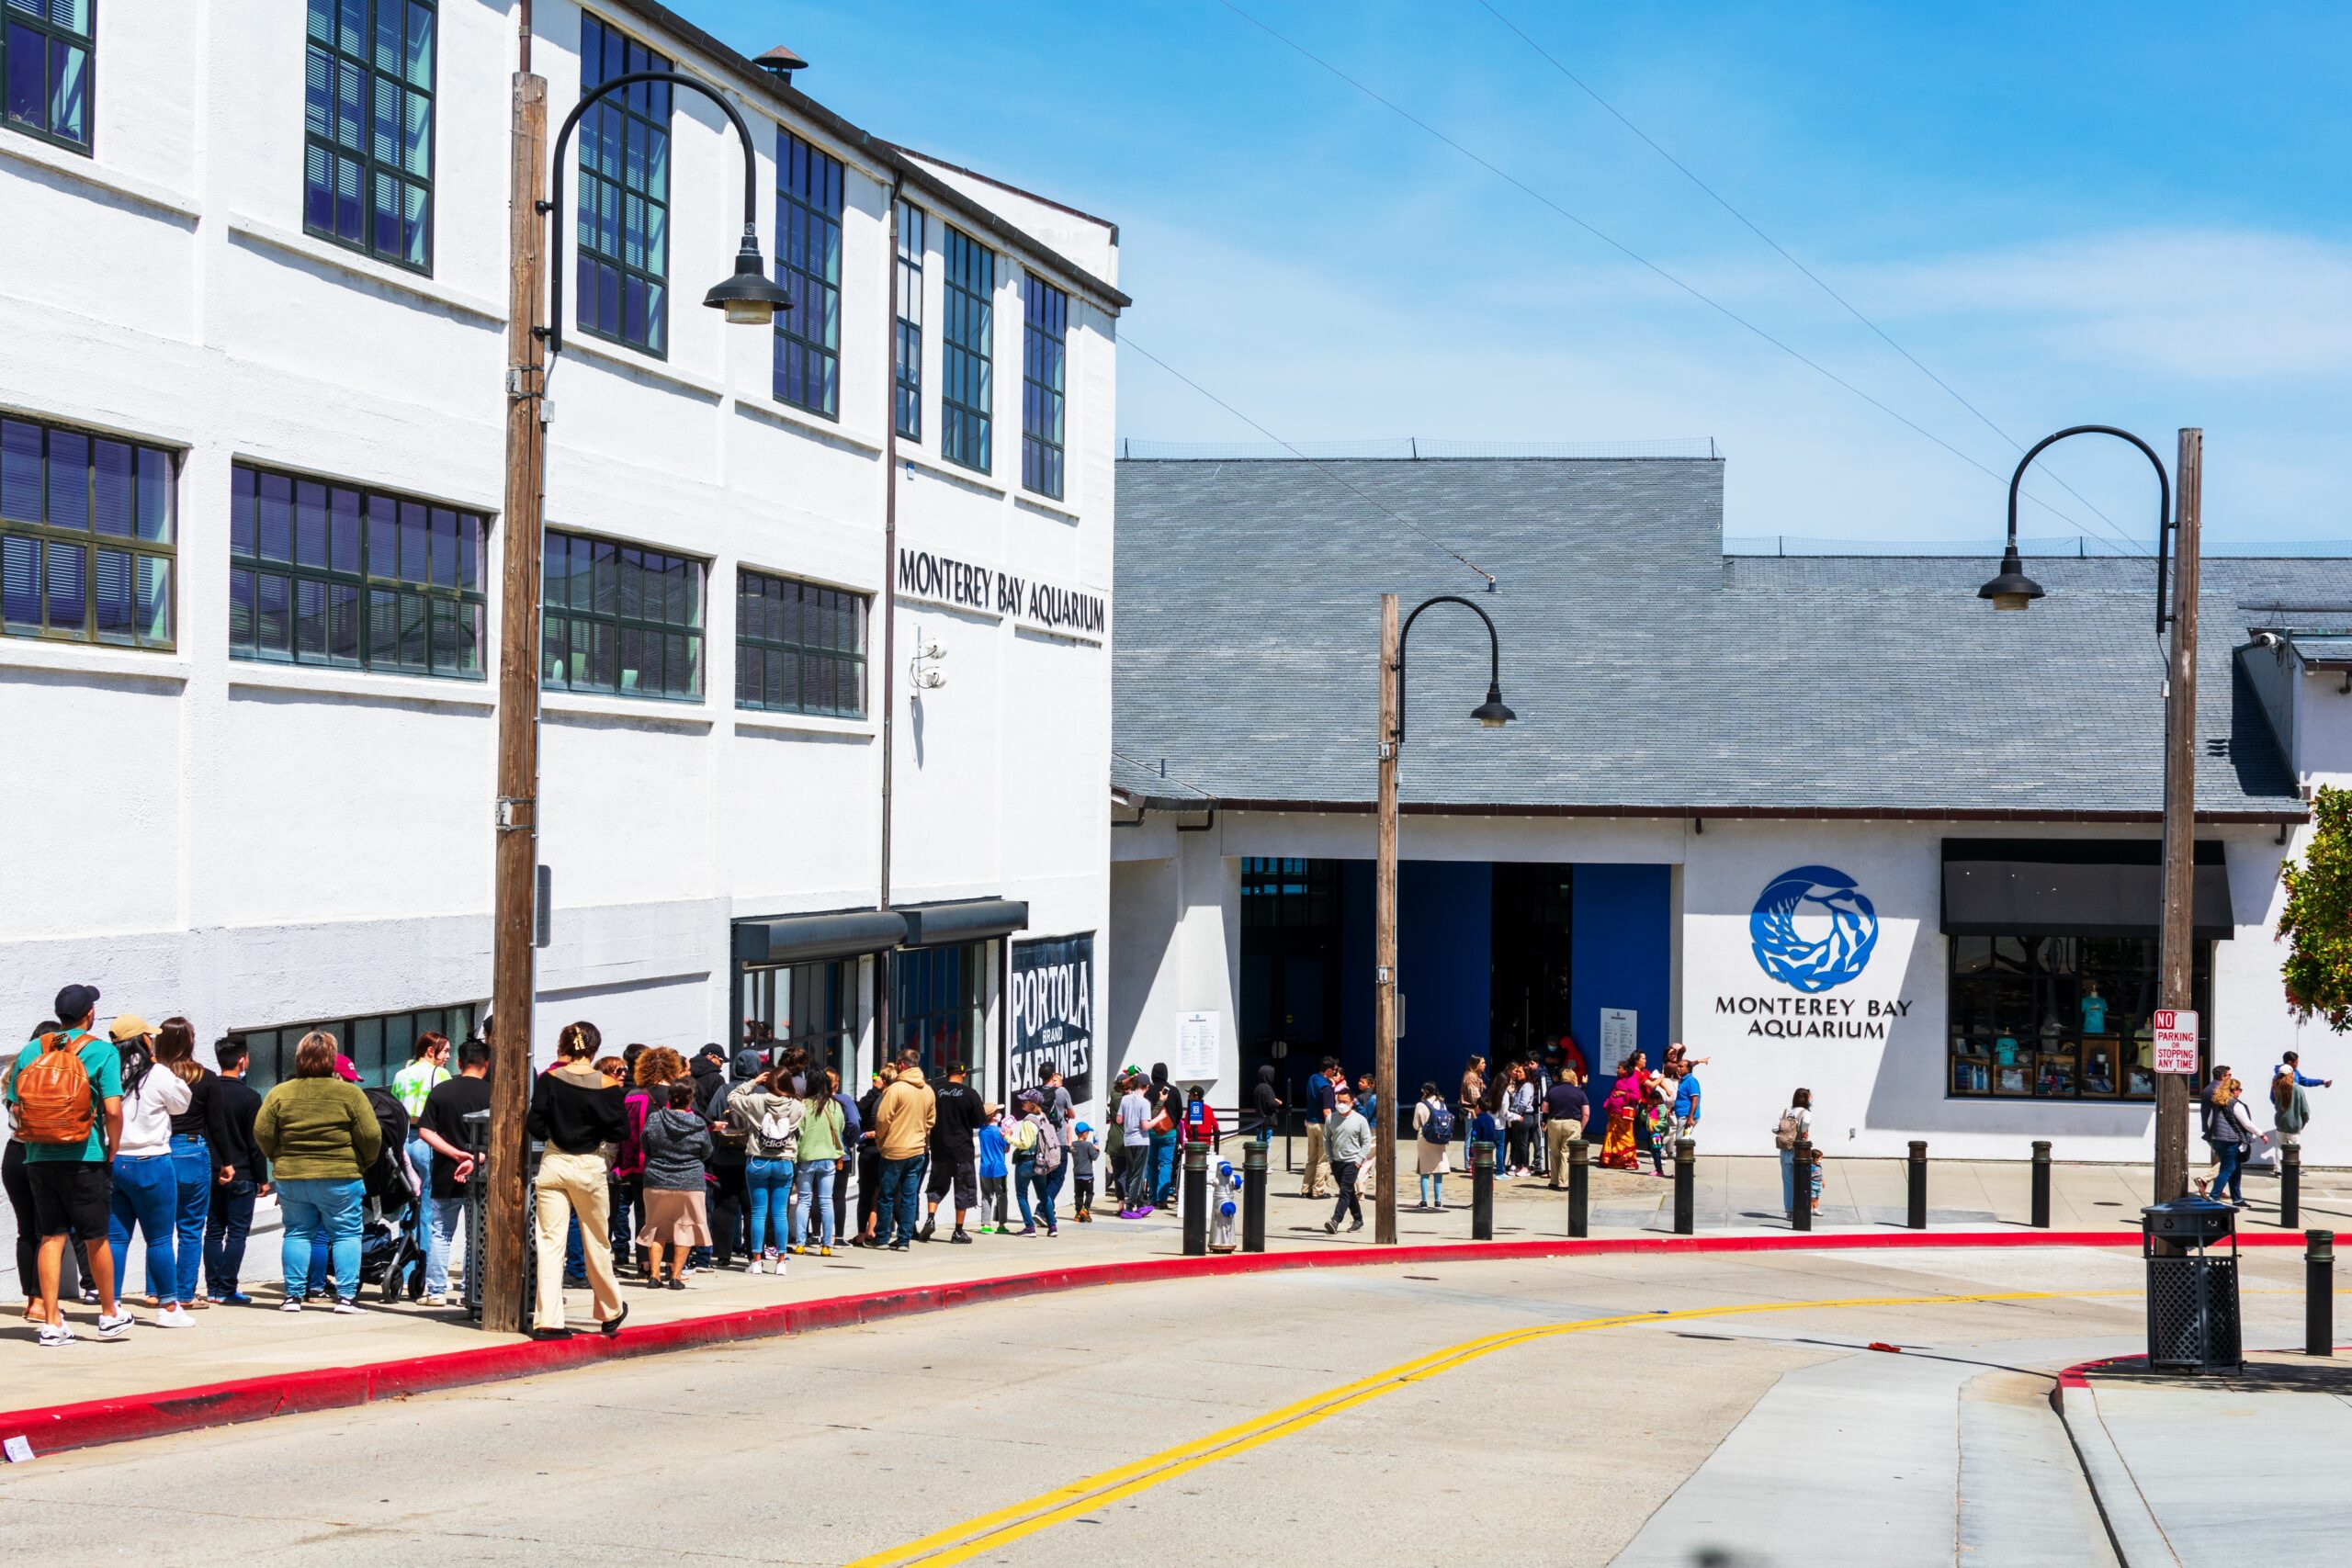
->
xmin=0 ymin=1 xmax=1121 ymax=1116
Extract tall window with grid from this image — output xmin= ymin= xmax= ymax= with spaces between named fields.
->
xmin=941 ymin=227 xmax=994 ymax=473
xmin=893 ymin=202 xmax=925 ymax=441
xmin=303 ymin=0 xmax=435 ymax=272
xmin=1 ymin=0 xmax=92 ymax=152
xmin=774 ymin=131 xmax=842 ymax=417
xmin=228 ymin=465 xmax=485 ymax=678
xmin=576 ymin=15 xmax=670 ymax=355
xmin=0 ymin=415 xmax=174 ymax=649
xmin=736 ymin=568 xmax=866 ymax=718
xmin=1022 ymin=273 xmax=1069 ymax=500
xmin=541 ymin=528 xmax=703 ymax=701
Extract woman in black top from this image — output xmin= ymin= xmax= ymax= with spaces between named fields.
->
xmin=156 ymin=1018 xmax=231 ymax=1312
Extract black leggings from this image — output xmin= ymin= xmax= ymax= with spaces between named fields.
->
xmin=4 ymin=1139 xmax=86 ymax=1299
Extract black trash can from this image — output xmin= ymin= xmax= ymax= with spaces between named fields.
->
xmin=2143 ymin=1195 xmax=2242 ymax=1372
xmin=461 ymin=1111 xmax=545 ymax=1330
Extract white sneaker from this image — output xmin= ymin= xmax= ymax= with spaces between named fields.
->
xmin=749 ymin=1258 xmax=765 ymax=1274
xmin=95 ymin=1311 xmax=134 ymax=1339
xmin=37 ymin=1321 xmax=75 ymax=1348
xmin=331 ymin=1299 xmax=364 ymax=1315
xmin=154 ymin=1305 xmax=196 ymax=1329
xmin=279 ymin=1297 xmax=304 ymax=1313
xmin=422 ymin=1293 xmax=449 ymax=1306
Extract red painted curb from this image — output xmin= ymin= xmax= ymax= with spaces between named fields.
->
xmin=0 ymin=1225 xmax=2312 ymax=1458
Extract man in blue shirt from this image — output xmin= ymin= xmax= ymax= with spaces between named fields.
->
xmin=1671 ymin=1064 xmax=1702 ymax=1147
xmin=6 ymin=984 xmax=130 ymax=1346
xmin=2275 ymin=1052 xmax=2331 ymax=1089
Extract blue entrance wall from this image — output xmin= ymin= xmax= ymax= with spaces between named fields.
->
xmin=1572 ymin=863 xmax=1672 ymax=1097
xmin=1338 ymin=860 xmax=1494 ymax=1098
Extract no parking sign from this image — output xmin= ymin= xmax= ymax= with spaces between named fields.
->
xmin=2152 ymin=1010 xmax=2199 ymax=1075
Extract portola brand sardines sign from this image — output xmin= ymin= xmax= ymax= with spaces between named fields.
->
xmin=1009 ymin=934 xmax=1094 ymax=1101
xmin=1716 ymin=865 xmax=1908 ymax=1040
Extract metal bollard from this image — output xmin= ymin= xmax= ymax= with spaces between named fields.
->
xmin=1673 ymin=1137 xmax=1696 ymax=1235
xmin=1792 ymin=1139 xmax=1814 ymax=1232
xmin=2282 ymin=1145 xmax=2301 ymax=1231
xmin=2309 ymin=1230 xmax=2335 ymax=1358
xmin=1907 ymin=1140 xmax=1928 ymax=1230
xmin=1567 ymin=1138 xmax=1589 ymax=1238
xmin=1242 ymin=1140 xmax=1268 ymax=1253
xmin=1471 ymin=1140 xmax=1495 ymax=1241
xmin=2031 ymin=1140 xmax=2052 ymax=1229
xmin=1182 ymin=1143 xmax=1208 ymax=1256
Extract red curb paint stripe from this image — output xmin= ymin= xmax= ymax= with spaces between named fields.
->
xmin=0 ymin=1225 xmax=2312 ymax=1457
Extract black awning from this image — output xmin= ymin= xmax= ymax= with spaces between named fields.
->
xmin=1940 ymin=840 xmax=2233 ymax=941
xmin=899 ymin=897 xmax=1028 ymax=948
xmin=732 ymin=908 xmax=908 ymax=968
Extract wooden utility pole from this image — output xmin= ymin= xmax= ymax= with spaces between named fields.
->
xmin=2154 ymin=427 xmax=2202 ymax=1204
xmin=1374 ymin=593 xmax=1401 ymax=1245
xmin=483 ymin=69 xmax=548 ymax=1335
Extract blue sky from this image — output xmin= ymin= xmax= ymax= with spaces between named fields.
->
xmin=686 ymin=1 xmax=2351 ymax=548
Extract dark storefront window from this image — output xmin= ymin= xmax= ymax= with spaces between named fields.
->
xmin=229 ymin=1002 xmax=476 ymax=1097
xmin=742 ymin=957 xmax=858 ymax=1074
xmin=1947 ymin=935 xmax=2211 ymax=1100
xmin=893 ymin=940 xmax=995 ymax=1097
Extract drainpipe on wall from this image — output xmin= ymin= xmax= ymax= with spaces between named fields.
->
xmin=876 ymin=175 xmax=905 ymax=1066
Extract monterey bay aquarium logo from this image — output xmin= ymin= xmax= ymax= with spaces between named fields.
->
xmin=1717 ymin=865 xmax=1904 ymax=1040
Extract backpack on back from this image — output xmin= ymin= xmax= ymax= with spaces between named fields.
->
xmin=1773 ymin=1110 xmax=1803 ymax=1150
xmin=11 ymin=1032 xmax=96 ymax=1146
xmin=1421 ymin=1103 xmax=1455 ymax=1145
xmin=1033 ymin=1116 xmax=1064 ymax=1175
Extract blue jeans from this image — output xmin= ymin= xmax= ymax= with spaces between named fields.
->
xmin=424 ymin=1195 xmax=465 ymax=1294
xmin=1152 ymin=1132 xmax=1178 ymax=1205
xmin=746 ymin=1157 xmax=796 ymax=1254
xmin=1419 ymin=1172 xmax=1445 ymax=1208
xmin=792 ymin=1157 xmax=837 ymax=1248
xmin=108 ymin=1153 xmax=179 ymax=1303
xmin=168 ymin=1134 xmax=211 ymax=1303
xmin=277 ymin=1178 xmax=364 ymax=1302
xmin=2210 ymin=1142 xmax=2245 ymax=1203
xmin=405 ymin=1135 xmax=433 ymax=1199
xmin=1012 ymin=1157 xmax=1037 ymax=1227
xmin=879 ymin=1155 xmax=924 ymax=1245
xmin=205 ymin=1177 xmax=257 ymax=1295
xmin=1035 ymin=1159 xmax=1065 ymax=1232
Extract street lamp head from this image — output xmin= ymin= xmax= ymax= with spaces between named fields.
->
xmin=1472 ymin=682 xmax=1515 ymax=728
xmin=704 ymin=231 xmax=794 ymax=326
xmin=1977 ymin=546 xmax=2044 ymax=613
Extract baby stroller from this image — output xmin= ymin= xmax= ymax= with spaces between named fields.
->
xmin=359 ymin=1086 xmax=427 ymax=1304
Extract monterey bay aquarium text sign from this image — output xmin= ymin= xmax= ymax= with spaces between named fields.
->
xmin=1717 ymin=864 xmax=1911 ymax=1039
xmin=899 ymin=547 xmax=1106 ymax=640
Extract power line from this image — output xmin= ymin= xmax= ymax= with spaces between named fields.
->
xmin=1122 ymin=334 xmax=1498 ymax=587
xmin=1470 ymin=0 xmax=2149 ymax=560
xmin=1211 ymin=0 xmax=2115 ymax=543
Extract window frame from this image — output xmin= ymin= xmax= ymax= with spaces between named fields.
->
xmin=575 ymin=13 xmax=672 ymax=358
xmin=893 ymin=201 xmax=925 ymax=442
xmin=1 ymin=0 xmax=96 ymax=155
xmin=228 ymin=1003 xmax=476 ymax=1097
xmin=773 ymin=130 xmax=844 ymax=419
xmin=0 ymin=412 xmax=175 ymax=651
xmin=302 ymin=0 xmax=438 ymax=275
xmin=1021 ymin=271 xmax=1069 ymax=500
xmin=227 ymin=462 xmax=487 ymax=680
xmin=1944 ymin=932 xmax=2213 ymax=1103
xmin=940 ymin=226 xmax=995 ymax=474
xmin=540 ymin=525 xmax=706 ymax=703
xmin=735 ymin=565 xmax=868 ymax=719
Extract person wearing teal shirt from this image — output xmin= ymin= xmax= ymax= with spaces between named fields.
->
xmin=5 ymin=984 xmax=130 ymax=1345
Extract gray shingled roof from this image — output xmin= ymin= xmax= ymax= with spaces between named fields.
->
xmin=1114 ymin=457 xmax=2344 ymax=817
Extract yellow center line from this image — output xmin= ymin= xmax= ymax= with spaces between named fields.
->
xmin=842 ymin=1286 xmax=2140 ymax=1568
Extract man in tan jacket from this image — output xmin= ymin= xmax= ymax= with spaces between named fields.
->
xmin=872 ymin=1054 xmax=935 ymax=1249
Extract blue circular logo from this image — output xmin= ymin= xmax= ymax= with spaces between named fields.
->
xmin=1750 ymin=865 xmax=1879 ymax=993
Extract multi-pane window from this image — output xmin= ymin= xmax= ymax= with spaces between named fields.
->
xmin=941 ymin=227 xmax=994 ymax=473
xmin=893 ymin=940 xmax=996 ymax=1096
xmin=894 ymin=202 xmax=925 ymax=441
xmin=774 ymin=131 xmax=842 ymax=418
xmin=1947 ymin=935 xmax=2212 ymax=1101
xmin=228 ymin=465 xmax=485 ymax=678
xmin=0 ymin=416 xmax=174 ymax=649
xmin=1022 ymin=274 xmax=1069 ymax=499
xmin=736 ymin=568 xmax=866 ymax=718
xmin=542 ymin=527 xmax=704 ymax=701
xmin=1 ymin=0 xmax=92 ymax=152
xmin=741 ymin=958 xmax=858 ymax=1074
xmin=304 ymin=0 xmax=435 ymax=272
xmin=229 ymin=1003 xmax=475 ymax=1096
xmin=576 ymin=15 xmax=670 ymax=355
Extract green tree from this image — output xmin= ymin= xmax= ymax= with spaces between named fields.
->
xmin=2280 ymin=784 xmax=2352 ymax=1032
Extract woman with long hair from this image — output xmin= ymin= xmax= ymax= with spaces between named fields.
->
xmin=1599 ymin=1052 xmax=1645 ymax=1171
xmin=2200 ymin=1067 xmax=2256 ymax=1207
xmin=1504 ymin=1062 xmax=1537 ymax=1176
xmin=790 ymin=1066 xmax=845 ymax=1257
xmin=254 ymin=1032 xmax=380 ymax=1314
xmin=524 ymin=1021 xmax=628 ymax=1338
xmin=1776 ymin=1087 xmax=1815 ymax=1214
xmin=1412 ymin=1081 xmax=1453 ymax=1209
xmin=153 ymin=1017 xmax=223 ymax=1312
xmin=106 ymin=1015 xmax=192 ymax=1323
xmin=636 ymin=1080 xmax=713 ymax=1289
xmin=728 ymin=1058 xmax=805 ymax=1273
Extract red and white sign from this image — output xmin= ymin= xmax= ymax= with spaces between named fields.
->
xmin=2152 ymin=1010 xmax=2200 ymax=1075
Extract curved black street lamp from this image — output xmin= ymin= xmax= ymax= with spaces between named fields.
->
xmin=1980 ymin=423 xmax=2175 ymax=631
xmin=1395 ymin=593 xmax=1516 ymax=745
xmin=542 ymin=69 xmax=793 ymax=357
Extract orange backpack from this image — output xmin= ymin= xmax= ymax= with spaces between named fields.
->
xmin=12 ymin=1032 xmax=96 ymax=1146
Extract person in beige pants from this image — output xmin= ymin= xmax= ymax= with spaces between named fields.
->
xmin=524 ymin=1022 xmax=631 ymax=1339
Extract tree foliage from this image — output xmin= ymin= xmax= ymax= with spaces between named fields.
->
xmin=2280 ymin=784 xmax=2352 ymax=1032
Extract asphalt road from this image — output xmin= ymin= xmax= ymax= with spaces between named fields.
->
xmin=0 ymin=1245 xmax=2325 ymax=1566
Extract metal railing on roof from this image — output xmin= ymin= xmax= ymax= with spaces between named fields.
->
xmin=1724 ymin=535 xmax=2352 ymax=558
xmin=1117 ymin=437 xmax=1719 ymax=461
